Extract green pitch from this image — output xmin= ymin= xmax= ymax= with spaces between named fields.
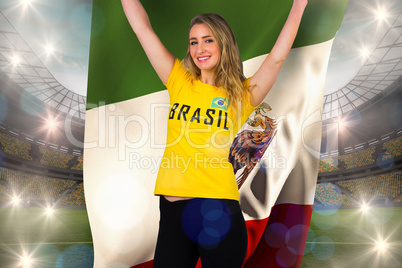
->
xmin=0 ymin=207 xmax=93 ymax=268
xmin=0 ymin=206 xmax=401 ymax=267
xmin=302 ymin=206 xmax=402 ymax=268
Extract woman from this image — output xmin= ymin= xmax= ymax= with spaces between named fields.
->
xmin=121 ymin=0 xmax=307 ymax=267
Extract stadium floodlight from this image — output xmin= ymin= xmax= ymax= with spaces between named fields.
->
xmin=361 ymin=203 xmax=370 ymax=213
xmin=20 ymin=0 xmax=33 ymax=8
xmin=45 ymin=43 xmax=55 ymax=56
xmin=45 ymin=115 xmax=60 ymax=131
xmin=375 ymin=240 xmax=388 ymax=253
xmin=20 ymin=253 xmax=34 ymax=268
xmin=360 ymin=47 xmax=370 ymax=59
xmin=38 ymin=113 xmax=62 ymax=139
xmin=45 ymin=206 xmax=54 ymax=216
xmin=11 ymin=54 xmax=21 ymax=67
xmin=47 ymin=118 xmax=56 ymax=129
xmin=337 ymin=118 xmax=345 ymax=130
xmin=12 ymin=196 xmax=21 ymax=206
xmin=375 ymin=7 xmax=389 ymax=22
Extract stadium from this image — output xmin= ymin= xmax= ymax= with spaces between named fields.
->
xmin=0 ymin=0 xmax=401 ymax=267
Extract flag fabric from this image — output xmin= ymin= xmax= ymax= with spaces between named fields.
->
xmin=84 ymin=0 xmax=348 ymax=267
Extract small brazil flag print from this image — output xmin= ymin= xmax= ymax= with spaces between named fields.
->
xmin=210 ymin=97 xmax=229 ymax=111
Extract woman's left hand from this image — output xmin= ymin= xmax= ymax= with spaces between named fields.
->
xmin=248 ymin=0 xmax=308 ymax=106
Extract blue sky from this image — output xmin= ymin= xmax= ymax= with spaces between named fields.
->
xmin=0 ymin=0 xmax=401 ymax=96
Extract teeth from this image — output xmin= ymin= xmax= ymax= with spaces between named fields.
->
xmin=198 ymin=56 xmax=210 ymax=61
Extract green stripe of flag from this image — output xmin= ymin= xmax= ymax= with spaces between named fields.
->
xmin=87 ymin=0 xmax=348 ymax=108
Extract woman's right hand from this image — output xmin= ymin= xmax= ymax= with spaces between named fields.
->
xmin=121 ymin=0 xmax=175 ymax=84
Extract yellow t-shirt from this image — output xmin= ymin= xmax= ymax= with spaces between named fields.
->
xmin=154 ymin=58 xmax=257 ymax=200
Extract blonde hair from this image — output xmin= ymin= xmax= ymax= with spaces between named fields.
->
xmin=182 ymin=13 xmax=248 ymax=115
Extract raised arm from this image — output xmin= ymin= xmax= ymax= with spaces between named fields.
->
xmin=249 ymin=0 xmax=308 ymax=106
xmin=121 ymin=0 xmax=175 ymax=84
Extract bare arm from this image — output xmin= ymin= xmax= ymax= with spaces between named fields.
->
xmin=121 ymin=0 xmax=175 ymax=84
xmin=249 ymin=0 xmax=307 ymax=106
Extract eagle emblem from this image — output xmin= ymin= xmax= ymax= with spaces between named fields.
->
xmin=228 ymin=102 xmax=278 ymax=188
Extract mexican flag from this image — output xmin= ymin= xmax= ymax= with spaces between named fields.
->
xmin=84 ymin=0 xmax=348 ymax=267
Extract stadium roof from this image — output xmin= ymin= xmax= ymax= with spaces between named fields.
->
xmin=0 ymin=11 xmax=86 ymax=121
xmin=323 ymin=11 xmax=402 ymax=121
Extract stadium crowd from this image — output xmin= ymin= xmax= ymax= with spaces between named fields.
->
xmin=338 ymin=171 xmax=402 ymax=201
xmin=318 ymin=157 xmax=340 ymax=173
xmin=383 ymin=136 xmax=402 ymax=157
xmin=0 ymin=131 xmax=83 ymax=170
xmin=39 ymin=146 xmax=74 ymax=169
xmin=0 ymin=167 xmax=83 ymax=205
xmin=71 ymin=156 xmax=84 ymax=171
xmin=338 ymin=146 xmax=376 ymax=169
xmin=314 ymin=171 xmax=401 ymax=207
xmin=61 ymin=183 xmax=86 ymax=206
xmin=314 ymin=182 xmax=343 ymax=207
xmin=0 ymin=132 xmax=32 ymax=160
xmin=318 ymin=137 xmax=402 ymax=173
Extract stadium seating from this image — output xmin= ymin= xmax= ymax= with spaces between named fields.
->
xmin=0 ymin=167 xmax=75 ymax=201
xmin=0 ymin=131 xmax=85 ymax=170
xmin=383 ymin=136 xmax=402 ymax=157
xmin=0 ymin=167 xmax=87 ymax=206
xmin=318 ymin=135 xmax=402 ymax=174
xmin=341 ymin=195 xmax=354 ymax=206
xmin=314 ymin=171 xmax=401 ymax=207
xmin=318 ymin=157 xmax=340 ymax=173
xmin=314 ymin=182 xmax=343 ymax=207
xmin=0 ymin=183 xmax=12 ymax=202
xmin=337 ymin=171 xmax=402 ymax=204
xmin=39 ymin=146 xmax=74 ymax=169
xmin=338 ymin=146 xmax=376 ymax=169
xmin=71 ymin=156 xmax=84 ymax=171
xmin=61 ymin=183 xmax=86 ymax=206
xmin=0 ymin=132 xmax=32 ymax=160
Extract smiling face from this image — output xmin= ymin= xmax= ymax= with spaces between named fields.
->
xmin=189 ymin=23 xmax=220 ymax=81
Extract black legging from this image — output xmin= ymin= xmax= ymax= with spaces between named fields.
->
xmin=153 ymin=196 xmax=248 ymax=268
